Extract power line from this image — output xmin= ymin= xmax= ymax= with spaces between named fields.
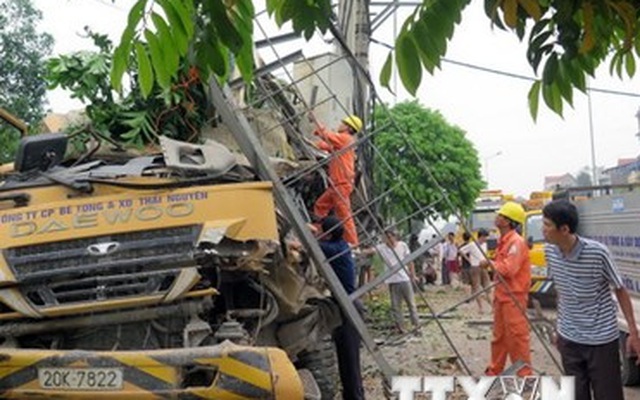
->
xmin=370 ymin=37 xmax=640 ymax=98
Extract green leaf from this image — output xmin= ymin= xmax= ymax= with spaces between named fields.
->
xmin=127 ymin=0 xmax=147 ymax=28
xmin=121 ymin=128 xmax=141 ymax=139
xmin=542 ymin=53 xmax=558 ymax=84
xmin=423 ymin=11 xmax=448 ymax=56
xmin=166 ymin=0 xmax=193 ymax=37
xmin=615 ymin=52 xmax=625 ymax=78
xmin=151 ymin=13 xmax=180 ymax=76
xmin=527 ymin=30 xmax=553 ymax=73
xmin=209 ymin=0 xmax=244 ymax=53
xmin=529 ymin=18 xmax=550 ymax=41
xmin=396 ymin=34 xmax=422 ymax=96
xmin=157 ymin=0 xmax=190 ymax=49
xmin=541 ymin=82 xmax=553 ymax=113
xmin=110 ymin=0 xmax=147 ymax=91
xmin=555 ymin=59 xmax=574 ymax=106
xmin=625 ymin=52 xmax=636 ymax=77
xmin=380 ymin=52 xmax=393 ymax=90
xmin=515 ymin=20 xmax=526 ymax=40
xmin=110 ymin=46 xmax=128 ymax=92
xmin=551 ymin=83 xmax=564 ymax=117
xmin=542 ymin=82 xmax=563 ymax=117
xmin=135 ymin=43 xmax=154 ymax=97
xmin=233 ymin=0 xmax=255 ymax=34
xmin=529 ymin=30 xmax=553 ymax=52
xmin=266 ymin=0 xmax=281 ymax=15
xmin=432 ymin=1 xmax=456 ymax=40
xmin=609 ymin=52 xmax=620 ymax=77
xmin=236 ymin=43 xmax=254 ymax=83
xmin=485 ymin=0 xmax=507 ymax=30
xmin=144 ymin=30 xmax=170 ymax=89
xmin=567 ymin=60 xmax=587 ymax=93
xmin=527 ymin=80 xmax=541 ymax=121
xmin=412 ymin=19 xmax=440 ymax=72
xmin=151 ymin=12 xmax=176 ymax=51
xmin=199 ymin=33 xmax=229 ymax=77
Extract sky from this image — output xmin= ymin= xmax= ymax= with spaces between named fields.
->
xmin=32 ymin=0 xmax=640 ymax=198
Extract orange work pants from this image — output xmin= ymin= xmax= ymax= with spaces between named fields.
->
xmin=486 ymin=296 xmax=532 ymax=377
xmin=313 ymin=184 xmax=358 ymax=246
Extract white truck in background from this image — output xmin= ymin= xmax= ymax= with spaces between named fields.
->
xmin=555 ymin=184 xmax=640 ymax=386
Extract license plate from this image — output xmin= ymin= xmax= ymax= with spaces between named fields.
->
xmin=38 ymin=368 xmax=123 ymax=390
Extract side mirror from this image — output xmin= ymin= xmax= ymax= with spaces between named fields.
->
xmin=14 ymin=133 xmax=67 ymax=172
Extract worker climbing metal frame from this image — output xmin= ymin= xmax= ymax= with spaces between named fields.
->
xmin=209 ymin=2 xmax=564 ymax=395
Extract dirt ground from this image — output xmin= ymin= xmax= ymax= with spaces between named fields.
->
xmin=355 ymin=284 xmax=640 ymax=399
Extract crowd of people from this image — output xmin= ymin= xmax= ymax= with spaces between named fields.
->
xmin=318 ymin=204 xmax=640 ymax=398
xmin=306 ymin=115 xmax=640 ymax=400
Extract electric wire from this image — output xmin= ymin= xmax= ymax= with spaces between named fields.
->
xmin=370 ymin=37 xmax=640 ymax=98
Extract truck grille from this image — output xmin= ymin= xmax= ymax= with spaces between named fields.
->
xmin=4 ymin=225 xmax=201 ymax=307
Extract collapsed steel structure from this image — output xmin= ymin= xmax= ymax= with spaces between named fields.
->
xmin=209 ymin=1 xmax=563 ymax=395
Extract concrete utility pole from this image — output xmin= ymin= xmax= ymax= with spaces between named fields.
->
xmin=338 ymin=0 xmax=376 ymax=216
xmin=339 ymin=0 xmax=370 ymax=125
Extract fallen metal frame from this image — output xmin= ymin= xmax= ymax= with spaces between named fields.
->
xmin=216 ymin=5 xmax=566 ymax=391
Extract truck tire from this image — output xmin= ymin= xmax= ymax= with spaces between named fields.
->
xmin=296 ymin=336 xmax=339 ymax=400
xmin=620 ymin=332 xmax=640 ymax=386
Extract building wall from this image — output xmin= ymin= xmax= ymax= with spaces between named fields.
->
xmin=293 ymin=53 xmax=354 ymax=131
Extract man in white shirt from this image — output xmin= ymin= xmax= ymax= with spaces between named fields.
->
xmin=443 ymin=232 xmax=460 ymax=285
xmin=427 ymin=234 xmax=443 ymax=278
xmin=458 ymin=229 xmax=492 ymax=313
xmin=372 ymin=230 xmax=420 ymax=334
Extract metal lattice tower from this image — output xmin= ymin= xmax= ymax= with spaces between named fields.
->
xmin=209 ymin=2 xmax=564 ymax=394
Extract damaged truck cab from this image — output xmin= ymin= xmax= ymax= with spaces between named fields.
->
xmin=0 ymin=126 xmax=331 ymax=398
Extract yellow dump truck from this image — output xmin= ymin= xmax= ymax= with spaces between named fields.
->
xmin=0 ymin=118 xmax=331 ymax=398
xmin=522 ymin=209 xmax=556 ymax=308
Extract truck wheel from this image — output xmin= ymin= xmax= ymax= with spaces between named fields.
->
xmin=296 ymin=336 xmax=338 ymax=400
xmin=620 ymin=332 xmax=640 ymax=386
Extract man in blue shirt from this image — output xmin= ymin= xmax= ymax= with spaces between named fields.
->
xmin=318 ymin=216 xmax=364 ymax=400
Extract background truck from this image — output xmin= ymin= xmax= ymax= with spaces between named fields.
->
xmin=0 ymin=111 xmax=334 ymax=398
xmin=467 ymin=189 xmax=513 ymax=258
xmin=521 ymin=192 xmax=557 ymax=308
xmin=555 ymin=184 xmax=640 ymax=386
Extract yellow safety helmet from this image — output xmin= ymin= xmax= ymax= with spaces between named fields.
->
xmin=497 ymin=201 xmax=525 ymax=225
xmin=342 ymin=115 xmax=363 ymax=133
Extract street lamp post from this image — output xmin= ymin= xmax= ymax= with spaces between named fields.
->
xmin=635 ymin=107 xmax=640 ymax=139
xmin=484 ymin=151 xmax=502 ymax=188
xmin=587 ymin=87 xmax=598 ymax=185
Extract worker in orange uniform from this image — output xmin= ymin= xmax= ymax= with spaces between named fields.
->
xmin=313 ymin=115 xmax=362 ymax=246
xmin=485 ymin=201 xmax=533 ymax=377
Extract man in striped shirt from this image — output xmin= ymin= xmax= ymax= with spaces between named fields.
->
xmin=542 ymin=199 xmax=640 ymax=400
